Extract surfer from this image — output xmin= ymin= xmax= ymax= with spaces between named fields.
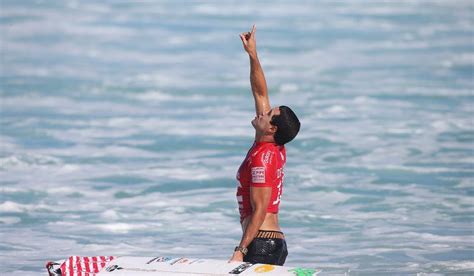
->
xmin=229 ymin=25 xmax=301 ymax=265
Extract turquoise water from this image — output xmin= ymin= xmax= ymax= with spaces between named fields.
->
xmin=1 ymin=0 xmax=473 ymax=274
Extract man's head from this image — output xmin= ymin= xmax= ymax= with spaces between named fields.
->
xmin=271 ymin=106 xmax=300 ymax=145
xmin=251 ymin=106 xmax=301 ymax=145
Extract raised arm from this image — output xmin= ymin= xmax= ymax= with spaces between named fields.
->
xmin=240 ymin=25 xmax=271 ymax=116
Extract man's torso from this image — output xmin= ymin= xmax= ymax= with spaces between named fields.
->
xmin=236 ymin=141 xmax=286 ymax=228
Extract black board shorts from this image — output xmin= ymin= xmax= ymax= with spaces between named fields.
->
xmin=243 ymin=230 xmax=288 ymax=265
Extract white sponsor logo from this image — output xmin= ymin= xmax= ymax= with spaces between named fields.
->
xmin=251 ymin=167 xmax=265 ymax=183
xmin=272 ymin=180 xmax=282 ymax=205
xmin=262 ymin=151 xmax=273 ymax=165
xmin=277 ymin=167 xmax=283 ymax=178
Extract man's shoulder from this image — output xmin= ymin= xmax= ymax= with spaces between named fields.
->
xmin=259 ymin=143 xmax=284 ymax=155
xmin=251 ymin=145 xmax=279 ymax=166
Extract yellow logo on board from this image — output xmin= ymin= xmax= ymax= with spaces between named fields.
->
xmin=254 ymin=264 xmax=275 ymax=273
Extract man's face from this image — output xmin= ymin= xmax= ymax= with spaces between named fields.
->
xmin=251 ymin=107 xmax=280 ymax=134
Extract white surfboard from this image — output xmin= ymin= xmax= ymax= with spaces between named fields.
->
xmin=46 ymin=256 xmax=321 ymax=275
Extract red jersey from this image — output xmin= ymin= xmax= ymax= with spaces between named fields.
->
xmin=236 ymin=141 xmax=286 ymax=223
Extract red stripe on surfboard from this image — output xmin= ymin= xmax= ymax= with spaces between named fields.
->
xmin=92 ymin=256 xmax=98 ymax=273
xmin=76 ymin=256 xmax=82 ymax=276
xmin=69 ymin=256 xmax=74 ymax=276
xmin=100 ymin=256 xmax=106 ymax=269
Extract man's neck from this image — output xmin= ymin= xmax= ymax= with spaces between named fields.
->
xmin=255 ymin=133 xmax=275 ymax=143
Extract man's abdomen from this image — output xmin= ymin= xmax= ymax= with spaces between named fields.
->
xmin=240 ymin=212 xmax=281 ymax=232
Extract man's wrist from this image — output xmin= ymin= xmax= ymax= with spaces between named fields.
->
xmin=234 ymin=246 xmax=248 ymax=256
xmin=248 ymin=52 xmax=257 ymax=59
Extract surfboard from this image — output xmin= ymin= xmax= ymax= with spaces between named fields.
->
xmin=46 ymin=256 xmax=321 ymax=275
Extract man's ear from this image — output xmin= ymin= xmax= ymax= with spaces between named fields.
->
xmin=268 ymin=125 xmax=278 ymax=135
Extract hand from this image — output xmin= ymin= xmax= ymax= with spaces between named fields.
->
xmin=239 ymin=24 xmax=257 ymax=56
xmin=228 ymin=250 xmax=244 ymax=263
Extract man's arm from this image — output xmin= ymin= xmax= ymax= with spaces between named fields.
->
xmin=229 ymin=186 xmax=272 ymax=262
xmin=239 ymin=186 xmax=272 ymax=247
xmin=240 ymin=25 xmax=271 ymax=116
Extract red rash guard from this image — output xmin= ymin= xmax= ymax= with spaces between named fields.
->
xmin=236 ymin=141 xmax=286 ymax=223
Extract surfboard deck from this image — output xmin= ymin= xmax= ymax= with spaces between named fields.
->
xmin=46 ymin=256 xmax=321 ymax=275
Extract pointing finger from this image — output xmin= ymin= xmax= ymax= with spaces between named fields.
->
xmin=239 ymin=34 xmax=247 ymax=45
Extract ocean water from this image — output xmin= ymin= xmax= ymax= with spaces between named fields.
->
xmin=1 ymin=0 xmax=473 ymax=274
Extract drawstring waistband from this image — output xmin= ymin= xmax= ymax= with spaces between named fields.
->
xmin=256 ymin=230 xmax=285 ymax=239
